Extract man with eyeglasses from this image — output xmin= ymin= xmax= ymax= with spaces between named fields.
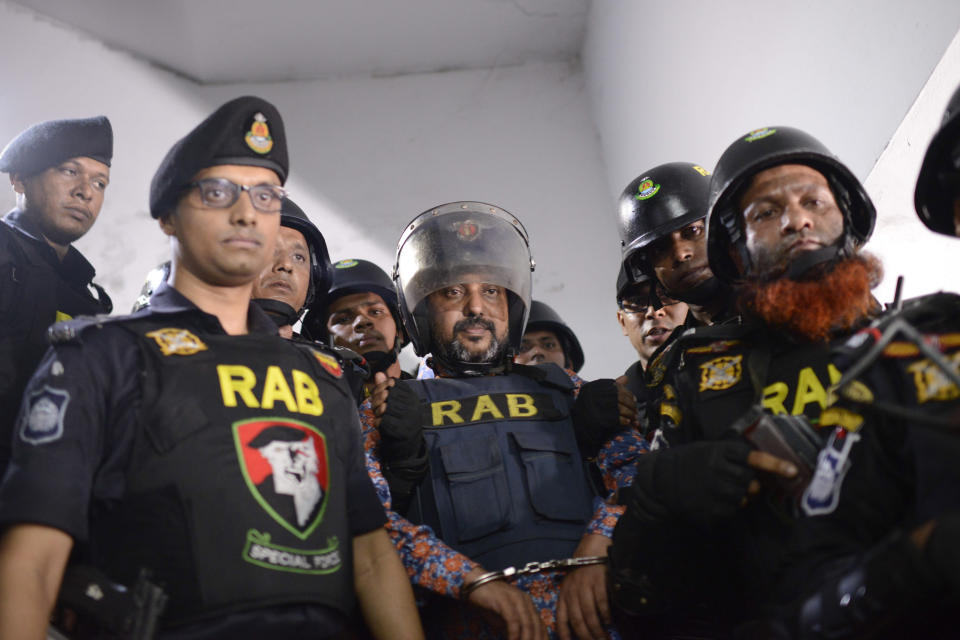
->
xmin=0 ymin=116 xmax=114 ymax=475
xmin=0 ymin=96 xmax=423 ymax=639
xmin=614 ymin=268 xmax=687 ymax=383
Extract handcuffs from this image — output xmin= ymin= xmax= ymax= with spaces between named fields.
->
xmin=460 ymin=556 xmax=608 ymax=600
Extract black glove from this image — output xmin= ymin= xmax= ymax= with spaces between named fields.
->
xmin=620 ymin=440 xmax=755 ymax=526
xmin=571 ymin=378 xmax=623 ymax=456
xmin=378 ymin=382 xmax=429 ymax=513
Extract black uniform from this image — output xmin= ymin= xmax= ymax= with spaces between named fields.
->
xmin=0 ymin=207 xmax=111 ymax=471
xmin=0 ymin=283 xmax=385 ymax=638
xmin=772 ymin=293 xmax=960 ymax=638
xmin=611 ymin=317 xmax=861 ymax=634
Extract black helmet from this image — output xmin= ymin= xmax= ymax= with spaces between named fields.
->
xmin=618 ymin=162 xmax=713 ymax=282
xmin=707 ymin=126 xmax=876 ymax=284
xmin=915 ymin=85 xmax=960 ymax=236
xmin=394 ymin=202 xmax=534 ymax=371
xmin=304 ymin=258 xmax=408 ymax=348
xmin=525 ymin=300 xmax=584 ymax=372
xmin=279 ymin=198 xmax=331 ymax=309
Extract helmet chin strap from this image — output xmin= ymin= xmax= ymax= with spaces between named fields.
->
xmin=252 ymin=298 xmax=302 ymax=328
xmin=784 ymin=245 xmax=842 ymax=280
xmin=429 ymin=349 xmax=513 ymax=378
xmin=669 ymin=275 xmax=726 ymax=306
xmin=362 ymin=349 xmax=398 ymax=375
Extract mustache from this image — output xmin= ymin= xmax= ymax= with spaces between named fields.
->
xmin=453 ymin=317 xmax=495 ymax=333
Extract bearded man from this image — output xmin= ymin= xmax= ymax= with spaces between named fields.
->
xmin=609 ymin=126 xmax=882 ymax=637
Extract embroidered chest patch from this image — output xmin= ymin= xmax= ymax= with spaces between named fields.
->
xmin=698 ymin=355 xmax=743 ymax=392
xmin=145 ymin=328 xmax=208 ymax=356
xmin=906 ymin=351 xmax=960 ymax=404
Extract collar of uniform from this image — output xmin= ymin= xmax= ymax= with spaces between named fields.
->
xmin=3 ymin=208 xmax=97 ymax=285
xmin=148 ymin=281 xmax=279 ymax=336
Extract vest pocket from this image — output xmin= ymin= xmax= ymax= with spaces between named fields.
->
xmin=439 ymin=435 xmax=511 ymax=542
xmin=512 ymin=430 xmax=591 ymax=522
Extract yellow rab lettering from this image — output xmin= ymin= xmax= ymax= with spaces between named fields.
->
xmin=762 ymin=382 xmax=789 ymax=415
xmin=218 ymin=365 xmax=259 ymax=408
xmin=218 ymin=365 xmax=324 ymax=415
xmin=470 ymin=394 xmax=505 ymax=422
xmin=791 ymin=366 xmax=828 ymax=415
xmin=292 ymin=370 xmax=324 ymax=416
xmin=432 ymin=400 xmax=464 ymax=426
xmin=261 ymin=366 xmax=299 ymax=412
xmin=506 ymin=394 xmax=537 ymax=418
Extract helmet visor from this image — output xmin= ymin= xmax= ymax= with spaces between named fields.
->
xmin=396 ymin=203 xmax=533 ymax=316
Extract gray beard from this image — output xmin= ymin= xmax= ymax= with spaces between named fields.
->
xmin=434 ymin=332 xmax=507 ymax=364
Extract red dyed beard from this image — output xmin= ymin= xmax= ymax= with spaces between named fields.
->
xmin=738 ymin=253 xmax=882 ymax=342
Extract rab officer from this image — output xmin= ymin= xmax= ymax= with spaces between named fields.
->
xmin=0 ymin=116 xmax=113 ymax=472
xmin=0 ymin=97 xmax=422 ymax=640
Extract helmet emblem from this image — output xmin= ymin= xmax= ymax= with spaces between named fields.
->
xmin=245 ymin=112 xmax=274 ymax=154
xmin=691 ymin=165 xmax=711 ymax=177
xmin=334 ymin=259 xmax=359 ymax=269
xmin=454 ymin=220 xmax=481 ymax=241
xmin=634 ymin=178 xmax=661 ymax=201
xmin=744 ymin=127 xmax=777 ymax=142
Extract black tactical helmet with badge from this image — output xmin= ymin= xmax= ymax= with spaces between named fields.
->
xmin=303 ymin=258 xmax=408 ymax=345
xmin=617 ymin=162 xmax=719 ymax=304
xmin=394 ymin=201 xmax=534 ymax=374
xmin=915 ymin=84 xmax=960 ymax=236
xmin=706 ymin=126 xmax=876 ymax=284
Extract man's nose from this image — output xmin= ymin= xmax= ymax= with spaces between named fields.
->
xmin=670 ymin=236 xmax=694 ymax=265
xmin=464 ymin=288 xmax=486 ymax=315
xmin=781 ymin=202 xmax=815 ymax=234
xmin=229 ymin=194 xmax=258 ymax=226
xmin=72 ymin=179 xmax=93 ymax=202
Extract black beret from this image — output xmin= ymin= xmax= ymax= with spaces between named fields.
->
xmin=248 ymin=425 xmax=308 ymax=448
xmin=149 ymin=96 xmax=288 ymax=219
xmin=0 ymin=115 xmax=113 ymax=176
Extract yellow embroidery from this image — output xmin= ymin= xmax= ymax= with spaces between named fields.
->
xmin=907 ymin=352 xmax=960 ymax=404
xmin=145 ymin=328 xmax=208 ymax=356
xmin=698 ymin=355 xmax=743 ymax=392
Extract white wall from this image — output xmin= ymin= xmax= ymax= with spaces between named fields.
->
xmin=1 ymin=3 xmax=627 ymax=380
xmin=584 ymin=0 xmax=960 ymax=195
xmin=864 ymin=29 xmax=960 ymax=303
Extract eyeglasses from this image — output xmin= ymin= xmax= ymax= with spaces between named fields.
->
xmin=618 ymin=297 xmax=649 ymax=315
xmin=187 ymin=178 xmax=288 ymax=213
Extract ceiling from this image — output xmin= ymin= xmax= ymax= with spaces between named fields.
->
xmin=12 ymin=0 xmax=589 ymax=83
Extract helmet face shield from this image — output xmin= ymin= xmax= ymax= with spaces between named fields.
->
xmin=394 ymin=202 xmax=534 ymax=357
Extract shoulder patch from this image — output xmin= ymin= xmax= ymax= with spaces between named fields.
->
xmin=20 ymin=386 xmax=70 ymax=444
xmin=645 ymin=343 xmax=674 ymax=388
xmin=905 ymin=352 xmax=960 ymax=404
xmin=145 ymin=328 xmax=208 ymax=356
xmin=802 ymin=428 xmax=860 ymax=516
xmin=310 ymin=349 xmax=343 ymax=378
xmin=698 ymin=355 xmax=743 ymax=392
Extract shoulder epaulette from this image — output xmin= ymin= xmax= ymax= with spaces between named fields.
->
xmin=47 ymin=313 xmax=124 ymax=344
